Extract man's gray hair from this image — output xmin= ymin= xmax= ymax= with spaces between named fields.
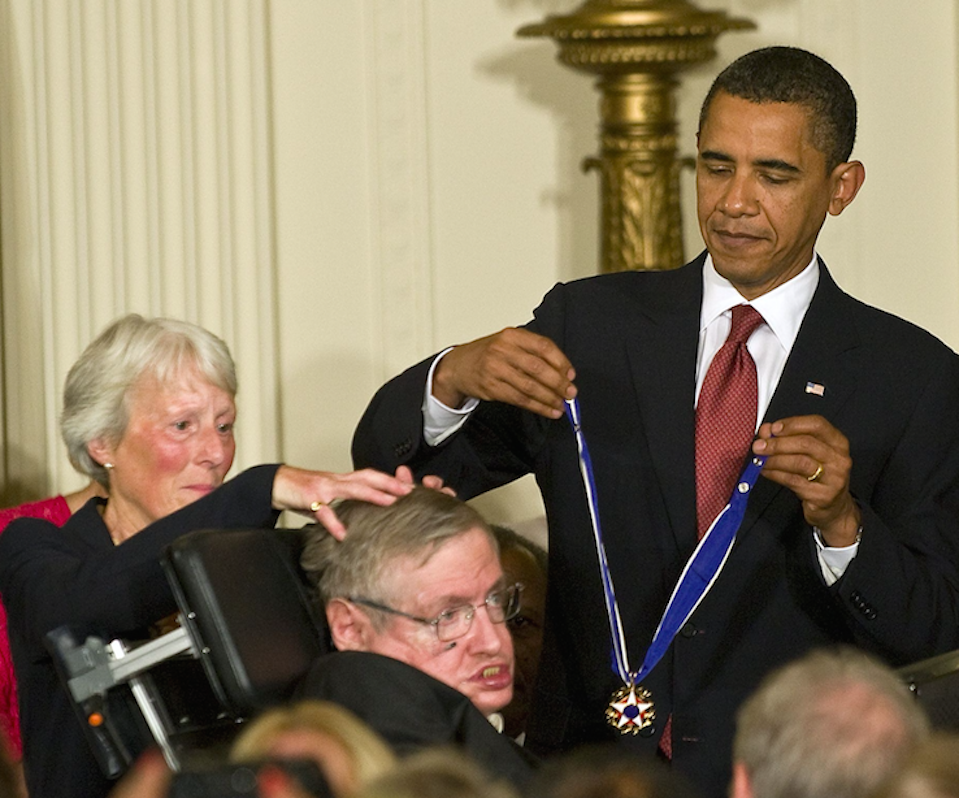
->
xmin=734 ymin=646 xmax=930 ymax=798
xmin=61 ymin=313 xmax=237 ymax=486
xmin=300 ymin=488 xmax=496 ymax=629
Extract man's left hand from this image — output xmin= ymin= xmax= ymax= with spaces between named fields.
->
xmin=753 ymin=414 xmax=861 ymax=547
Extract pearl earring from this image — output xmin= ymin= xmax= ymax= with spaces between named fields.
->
xmin=103 ymin=463 xmax=114 ymax=470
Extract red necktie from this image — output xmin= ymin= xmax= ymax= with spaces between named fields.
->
xmin=659 ymin=305 xmax=765 ymax=762
xmin=695 ymin=304 xmax=765 ymax=539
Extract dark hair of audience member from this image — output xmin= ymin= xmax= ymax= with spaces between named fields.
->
xmin=490 ymin=524 xmax=548 ymax=740
xmin=524 ymin=743 xmax=700 ymax=798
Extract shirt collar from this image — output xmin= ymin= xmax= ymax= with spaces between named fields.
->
xmin=700 ymin=253 xmax=820 ymax=352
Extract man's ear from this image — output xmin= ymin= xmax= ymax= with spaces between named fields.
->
xmin=326 ymin=598 xmax=374 ymax=652
xmin=730 ymin=761 xmax=754 ymax=798
xmin=828 ymin=160 xmax=865 ymax=216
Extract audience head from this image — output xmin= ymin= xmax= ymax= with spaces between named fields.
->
xmin=356 ymin=747 xmax=519 ymax=798
xmin=872 ymin=733 xmax=959 ymax=798
xmin=301 ymin=488 xmax=517 ymax=716
xmin=526 ymin=742 xmax=700 ymax=798
xmin=231 ymin=700 xmax=396 ymax=797
xmin=61 ymin=314 xmax=237 ymax=537
xmin=732 ymin=646 xmax=930 ymax=798
xmin=699 ymin=46 xmax=857 ymax=171
xmin=490 ymin=524 xmax=547 ymax=738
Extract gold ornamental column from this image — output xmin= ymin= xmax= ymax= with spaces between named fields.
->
xmin=518 ymin=1 xmax=755 ymax=273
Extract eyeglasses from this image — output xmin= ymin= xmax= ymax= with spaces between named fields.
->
xmin=349 ymin=583 xmax=524 ymax=643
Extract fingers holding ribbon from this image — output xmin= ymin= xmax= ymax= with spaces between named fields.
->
xmin=753 ymin=414 xmax=861 ymax=546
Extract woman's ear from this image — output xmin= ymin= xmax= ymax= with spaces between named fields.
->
xmin=86 ymin=438 xmax=115 ymax=469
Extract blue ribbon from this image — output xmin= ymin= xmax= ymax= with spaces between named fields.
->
xmin=564 ymin=397 xmax=765 ymax=687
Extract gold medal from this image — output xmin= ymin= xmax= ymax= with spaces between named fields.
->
xmin=606 ymin=683 xmax=655 ymax=735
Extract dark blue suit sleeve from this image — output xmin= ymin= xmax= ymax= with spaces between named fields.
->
xmin=351 ymin=286 xmax=569 ymax=498
xmin=0 ymin=464 xmax=281 ymax=655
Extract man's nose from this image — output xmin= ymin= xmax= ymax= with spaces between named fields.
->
xmin=719 ymin=174 xmax=759 ymax=216
xmin=464 ymin=606 xmax=507 ymax=654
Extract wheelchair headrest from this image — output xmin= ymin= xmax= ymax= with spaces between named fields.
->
xmin=164 ymin=527 xmax=332 ymax=715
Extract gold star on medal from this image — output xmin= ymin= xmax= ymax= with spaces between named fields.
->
xmin=607 ymin=686 xmax=655 ymax=733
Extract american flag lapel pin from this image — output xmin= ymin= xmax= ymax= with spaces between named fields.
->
xmin=805 ymin=381 xmax=825 ymax=397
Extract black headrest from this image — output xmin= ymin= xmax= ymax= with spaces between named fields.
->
xmin=163 ymin=527 xmax=331 ymax=715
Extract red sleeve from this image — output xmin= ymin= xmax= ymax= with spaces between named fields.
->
xmin=0 ymin=496 xmax=71 ymax=533
xmin=0 ymin=495 xmax=72 ymax=760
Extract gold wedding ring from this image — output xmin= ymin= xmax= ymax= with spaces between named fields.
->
xmin=806 ymin=463 xmax=824 ymax=483
xmin=310 ymin=500 xmax=325 ymax=512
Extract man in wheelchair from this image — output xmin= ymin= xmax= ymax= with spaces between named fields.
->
xmin=295 ymin=487 xmax=536 ymax=786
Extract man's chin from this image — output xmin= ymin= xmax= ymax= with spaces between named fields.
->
xmin=471 ymin=687 xmax=514 ymax=718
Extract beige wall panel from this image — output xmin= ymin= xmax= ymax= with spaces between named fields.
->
xmin=271 ymin=1 xmax=597 ymax=524
xmin=270 ymin=0 xmax=379 ymax=474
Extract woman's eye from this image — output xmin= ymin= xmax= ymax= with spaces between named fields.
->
xmin=217 ymin=423 xmax=234 ymax=434
xmin=174 ymin=420 xmax=190 ymax=431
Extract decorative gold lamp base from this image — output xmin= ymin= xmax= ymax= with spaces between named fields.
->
xmin=518 ymin=1 xmax=755 ymax=273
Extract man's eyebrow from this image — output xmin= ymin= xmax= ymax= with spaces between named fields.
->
xmin=754 ymin=158 xmax=801 ymax=174
xmin=699 ymin=149 xmax=734 ymax=163
xmin=699 ymin=150 xmax=802 ymax=175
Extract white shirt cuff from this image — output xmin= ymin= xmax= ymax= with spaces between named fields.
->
xmin=422 ymin=348 xmax=479 ymax=446
xmin=814 ymin=528 xmax=860 ymax=586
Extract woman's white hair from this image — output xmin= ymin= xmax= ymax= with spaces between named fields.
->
xmin=61 ymin=314 xmax=237 ymax=486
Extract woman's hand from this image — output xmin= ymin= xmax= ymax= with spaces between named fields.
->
xmin=272 ymin=465 xmax=414 ymax=540
xmin=399 ymin=465 xmax=457 ymax=497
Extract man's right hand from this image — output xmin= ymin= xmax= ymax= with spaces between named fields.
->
xmin=432 ymin=327 xmax=576 ymax=419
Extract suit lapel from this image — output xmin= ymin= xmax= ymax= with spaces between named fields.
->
xmin=742 ymin=261 xmax=863 ymax=528
xmin=624 ymin=258 xmax=703 ymax=552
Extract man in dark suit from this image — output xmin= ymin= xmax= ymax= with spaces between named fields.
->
xmin=297 ymin=488 xmax=536 ymax=787
xmin=351 ymin=47 xmax=959 ymax=797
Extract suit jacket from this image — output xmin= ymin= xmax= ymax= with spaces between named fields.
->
xmin=0 ymin=465 xmax=281 ymax=798
xmin=295 ymin=651 xmax=537 ymax=787
xmin=352 ymin=255 xmax=959 ymax=797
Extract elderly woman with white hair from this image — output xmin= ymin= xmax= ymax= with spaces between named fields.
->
xmin=0 ymin=314 xmax=413 ymax=798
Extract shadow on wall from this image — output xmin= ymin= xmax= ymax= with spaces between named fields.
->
xmin=477 ymin=12 xmax=601 ymax=284
xmin=0 ymin=445 xmax=54 ymax=506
